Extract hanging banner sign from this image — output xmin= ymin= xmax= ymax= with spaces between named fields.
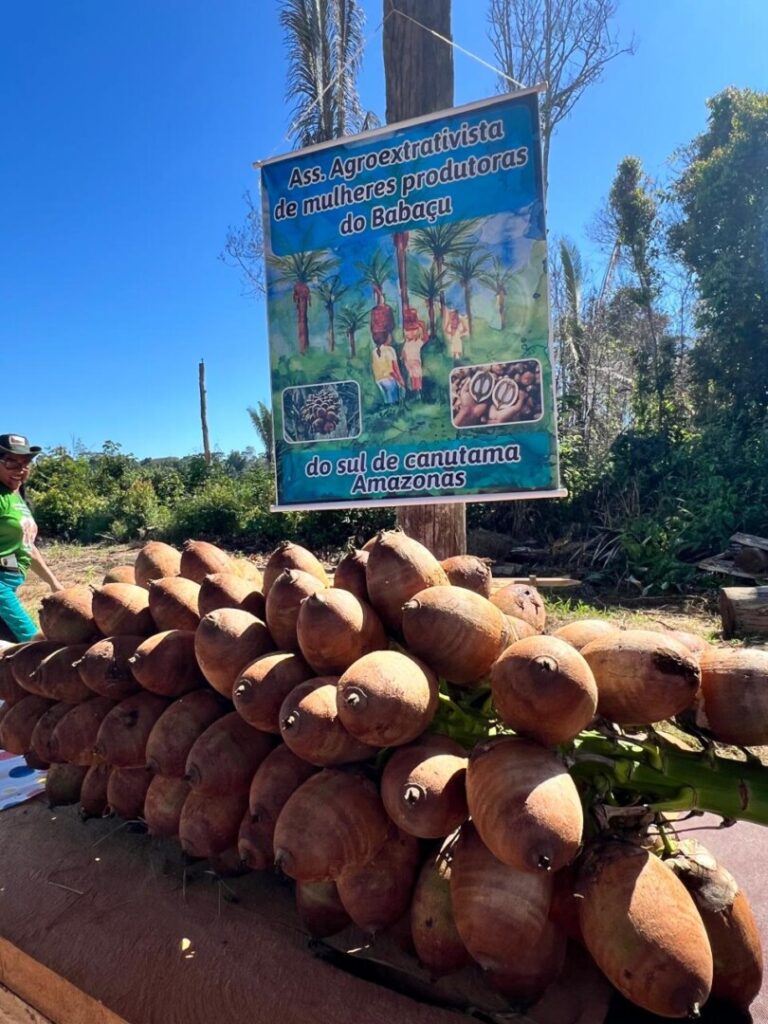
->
xmin=260 ymin=87 xmax=565 ymax=510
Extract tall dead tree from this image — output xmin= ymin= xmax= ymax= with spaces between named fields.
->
xmin=199 ymin=359 xmax=212 ymax=466
xmin=384 ymin=0 xmax=466 ymax=557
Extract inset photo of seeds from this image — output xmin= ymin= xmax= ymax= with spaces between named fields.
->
xmin=450 ymin=360 xmax=543 ymax=428
xmin=282 ymin=381 xmax=362 ymax=443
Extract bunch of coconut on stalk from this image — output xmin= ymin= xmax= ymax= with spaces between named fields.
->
xmin=0 ymin=530 xmax=766 ymax=1020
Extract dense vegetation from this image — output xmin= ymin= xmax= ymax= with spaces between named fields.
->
xmin=29 ymin=89 xmax=768 ymax=591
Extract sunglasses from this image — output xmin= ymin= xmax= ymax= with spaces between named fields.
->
xmin=0 ymin=457 xmax=33 ymax=472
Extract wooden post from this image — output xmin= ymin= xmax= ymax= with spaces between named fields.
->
xmin=384 ymin=0 xmax=467 ymax=558
xmin=198 ymin=359 xmax=212 ymax=466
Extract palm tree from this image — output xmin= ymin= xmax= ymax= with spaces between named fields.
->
xmin=247 ymin=402 xmax=274 ymax=466
xmin=559 ymin=238 xmax=587 ymax=374
xmin=412 ymin=222 xmax=476 ymax=319
xmin=410 ymin=263 xmax=447 ymax=340
xmin=337 ymin=302 xmax=368 ymax=357
xmin=316 ymin=274 xmax=349 ymax=352
xmin=478 ymin=256 xmax=516 ymax=331
xmin=267 ymin=250 xmax=336 ymax=353
xmin=445 ymin=247 xmax=491 ymax=336
xmin=280 ymin=0 xmax=369 ymax=148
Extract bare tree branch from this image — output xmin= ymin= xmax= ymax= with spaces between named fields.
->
xmin=487 ymin=0 xmax=634 ymax=188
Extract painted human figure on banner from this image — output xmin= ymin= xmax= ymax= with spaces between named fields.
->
xmin=369 ymin=298 xmax=404 ymax=404
xmin=401 ymin=306 xmax=428 ymax=399
xmin=443 ymin=307 xmax=470 ymax=361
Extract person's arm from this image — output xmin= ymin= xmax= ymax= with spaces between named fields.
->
xmin=391 ymin=353 xmax=406 ymax=388
xmin=28 ymin=545 xmax=63 ymax=591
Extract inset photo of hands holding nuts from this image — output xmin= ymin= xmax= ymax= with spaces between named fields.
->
xmin=450 ymin=360 xmax=543 ymax=428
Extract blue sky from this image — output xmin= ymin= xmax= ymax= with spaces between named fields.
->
xmin=2 ymin=1 xmax=766 ymax=460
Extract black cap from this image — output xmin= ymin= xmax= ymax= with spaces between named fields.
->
xmin=0 ymin=434 xmax=42 ymax=456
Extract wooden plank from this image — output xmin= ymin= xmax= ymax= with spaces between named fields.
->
xmin=0 ymin=942 xmax=124 ymax=1024
xmin=697 ymin=555 xmax=759 ymax=580
xmin=730 ymin=532 xmax=768 ymax=552
xmin=0 ymin=983 xmax=52 ymax=1024
xmin=719 ymin=586 xmax=768 ymax=639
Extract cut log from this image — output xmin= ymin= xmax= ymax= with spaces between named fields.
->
xmin=719 ymin=587 xmax=768 ymax=639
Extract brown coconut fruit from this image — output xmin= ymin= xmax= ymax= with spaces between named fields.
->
xmin=337 ymin=650 xmax=439 ymax=748
xmin=402 ymin=586 xmax=513 ymax=686
xmin=232 ymin=651 xmax=314 ymax=734
xmin=551 ymin=619 xmax=620 ymax=651
xmin=30 ymin=701 xmax=76 ymax=764
xmin=106 ymin=766 xmax=153 ymax=819
xmin=79 ymin=763 xmax=112 ymax=819
xmin=490 ymin=635 xmax=598 ymax=746
xmin=578 ymin=840 xmax=713 ymax=1018
xmin=365 ymin=529 xmax=449 ymax=634
xmin=49 ymin=697 xmax=117 ymax=765
xmin=92 ymin=583 xmax=154 ymax=637
xmin=467 ymin=736 xmax=583 ymax=874
xmin=198 ymin=572 xmax=265 ymax=620
xmin=194 ymin=608 xmax=275 ymax=698
xmin=104 ymin=565 xmax=136 ymax=585
xmin=263 ymin=541 xmax=329 ymax=596
xmin=185 ymin=713 xmax=276 ymax=794
xmin=296 ymin=590 xmax=387 ymax=676
xmin=490 ymin=582 xmax=546 ymax=632
xmin=581 ymin=628 xmax=701 ymax=725
xmin=273 ymin=768 xmax=389 ymax=881
xmin=295 ymin=881 xmax=352 ymax=938
xmin=46 ymin=764 xmax=88 ymax=807
xmin=336 ymin=827 xmax=421 ymax=936
xmin=143 ymin=775 xmax=190 ymax=838
xmin=144 ymin=690 xmax=227 ymax=777
xmin=147 ymin=577 xmax=201 ymax=632
xmin=667 ymin=840 xmax=763 ymax=1011
xmin=504 ymin=615 xmax=539 ymax=642
xmin=237 ymin=745 xmax=318 ymax=871
xmin=134 ymin=541 xmax=181 ymax=588
xmin=25 ymin=644 xmax=92 ymax=702
xmin=0 ymin=695 xmax=53 ymax=754
xmin=231 ymin=557 xmax=264 ymax=587
xmin=179 ymin=540 xmax=234 ymax=584
xmin=38 ymin=585 xmax=101 ymax=644
xmin=662 ymin=628 xmax=710 ymax=656
xmin=698 ymin=647 xmax=768 ymax=746
xmin=440 ymin=555 xmax=493 ymax=597
xmin=8 ymin=640 xmax=64 ymax=691
xmin=524 ymin=942 xmax=613 ymax=1024
xmin=279 ymin=678 xmax=376 ymax=767
xmin=410 ymin=842 xmax=471 ymax=976
xmin=333 ymin=549 xmax=369 ymax=603
xmin=179 ymin=788 xmax=249 ymax=858
xmin=381 ymin=735 xmax=468 ymax=839
xmin=0 ymin=647 xmax=27 ymax=705
xmin=265 ymin=569 xmax=327 ymax=652
xmin=548 ymin=864 xmax=584 ymax=944
xmin=485 ymin=921 xmax=567 ymax=1005
xmin=93 ymin=692 xmax=171 ymax=767
xmin=76 ymin=635 xmax=144 ymax=700
xmin=128 ymin=630 xmax=204 ymax=697
xmin=450 ymin=822 xmax=554 ymax=975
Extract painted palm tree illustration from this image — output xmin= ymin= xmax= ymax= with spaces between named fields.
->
xmin=268 ymin=250 xmax=336 ymax=353
xmin=337 ymin=302 xmax=368 ymax=357
xmin=355 ymin=249 xmax=394 ymax=307
xmin=478 ymin=256 xmax=516 ymax=331
xmin=316 ymin=274 xmax=349 ymax=352
xmin=411 ymin=222 xmax=476 ymax=320
xmin=410 ymin=263 xmax=447 ymax=340
xmin=392 ymin=231 xmax=410 ymax=325
xmin=445 ymin=247 xmax=491 ymax=336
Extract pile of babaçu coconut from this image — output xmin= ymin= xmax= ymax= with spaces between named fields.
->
xmin=0 ymin=530 xmax=766 ymax=1021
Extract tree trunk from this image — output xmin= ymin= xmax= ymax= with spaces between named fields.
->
xmin=719 ymin=586 xmax=768 ymax=640
xmin=198 ymin=359 xmax=212 ymax=466
xmin=385 ymin=0 xmax=466 ymax=558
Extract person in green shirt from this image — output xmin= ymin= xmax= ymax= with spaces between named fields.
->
xmin=0 ymin=433 xmax=62 ymax=642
